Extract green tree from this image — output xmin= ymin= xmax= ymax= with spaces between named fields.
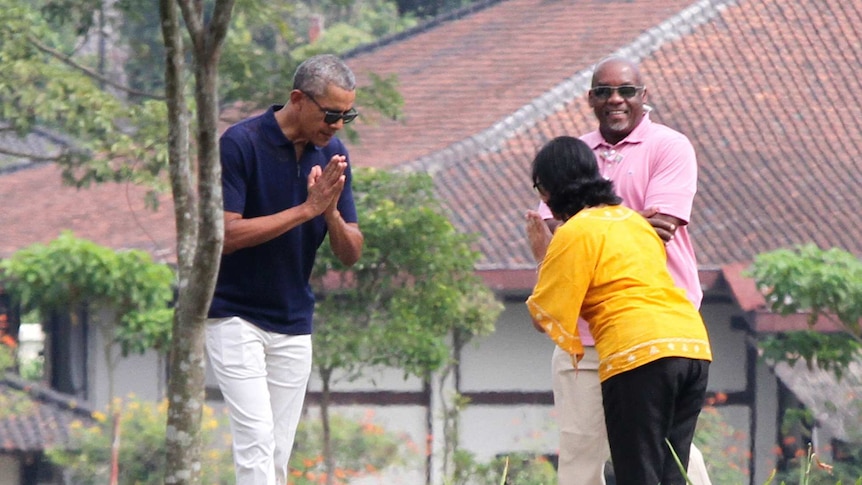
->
xmin=0 ymin=0 xmax=171 ymax=200
xmin=0 ymin=231 xmax=175 ymax=399
xmin=0 ymin=2 xmax=403 ymax=483
xmin=748 ymin=244 xmax=862 ymax=376
xmin=311 ymin=168 xmax=502 ymax=484
xmin=748 ymin=244 xmax=862 ymax=482
xmin=111 ymin=0 xmax=414 ymax=106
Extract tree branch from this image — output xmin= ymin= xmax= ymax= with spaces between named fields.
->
xmin=26 ymin=34 xmax=165 ymax=101
xmin=0 ymin=146 xmax=63 ymax=162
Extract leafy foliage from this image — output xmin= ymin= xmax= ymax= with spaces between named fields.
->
xmin=449 ymin=451 xmax=556 ymax=485
xmin=747 ymin=244 xmax=862 ymax=376
xmin=0 ymin=0 xmax=171 ymax=198
xmin=46 ymin=398 xmax=412 ymax=485
xmin=290 ymin=412 xmax=415 ymax=484
xmin=312 ymin=168 xmax=501 ymax=380
xmin=695 ymin=403 xmax=750 ymax=485
xmin=0 ymin=231 xmax=175 ymax=355
xmin=46 ymin=396 xmax=234 ymax=485
xmin=749 ymin=245 xmax=862 ymax=332
xmin=0 ymin=0 xmax=404 ymax=201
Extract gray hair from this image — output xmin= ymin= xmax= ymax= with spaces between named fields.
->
xmin=292 ymin=54 xmax=356 ymax=97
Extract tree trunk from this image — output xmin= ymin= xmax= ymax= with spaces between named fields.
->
xmin=321 ymin=368 xmax=335 ymax=485
xmin=160 ymin=1 xmax=234 ymax=484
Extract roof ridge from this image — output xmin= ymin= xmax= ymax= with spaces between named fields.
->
xmin=3 ymin=372 xmax=96 ymax=418
xmin=401 ymin=0 xmax=740 ymax=175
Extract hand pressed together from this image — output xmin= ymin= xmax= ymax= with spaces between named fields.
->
xmin=306 ymin=154 xmax=347 ymax=217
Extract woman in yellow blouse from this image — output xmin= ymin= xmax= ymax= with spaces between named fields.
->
xmin=526 ymin=136 xmax=712 ymax=485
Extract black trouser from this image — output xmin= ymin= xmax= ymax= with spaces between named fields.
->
xmin=601 ymin=357 xmax=709 ymax=485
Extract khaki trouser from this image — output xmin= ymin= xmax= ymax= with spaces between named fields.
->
xmin=552 ymin=346 xmax=713 ymax=485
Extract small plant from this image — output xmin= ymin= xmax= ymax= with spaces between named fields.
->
xmin=446 ymin=450 xmax=556 ymax=485
xmin=772 ymin=442 xmax=862 ymax=485
xmin=670 ymin=438 xmax=860 ymax=485
xmin=46 ymin=396 xmax=234 ymax=485
xmin=695 ymin=400 xmax=750 ymax=484
xmin=0 ymin=312 xmax=17 ymax=373
xmin=288 ymin=411 xmax=415 ymax=484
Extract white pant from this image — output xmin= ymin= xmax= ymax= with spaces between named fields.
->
xmin=552 ymin=346 xmax=712 ymax=485
xmin=206 ymin=317 xmax=312 ymax=485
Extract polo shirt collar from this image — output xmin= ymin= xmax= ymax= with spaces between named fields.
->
xmin=260 ymin=105 xmax=321 ymax=154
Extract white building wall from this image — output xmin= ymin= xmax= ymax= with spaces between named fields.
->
xmin=87 ymin=308 xmax=167 ymax=410
xmin=459 ymin=301 xmax=554 ymax=392
xmin=0 ymin=455 xmax=19 ymax=485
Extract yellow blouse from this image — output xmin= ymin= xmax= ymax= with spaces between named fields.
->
xmin=526 ymin=205 xmax=712 ymax=381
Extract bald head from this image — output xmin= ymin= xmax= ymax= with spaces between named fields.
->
xmin=592 ymin=57 xmax=643 ymax=87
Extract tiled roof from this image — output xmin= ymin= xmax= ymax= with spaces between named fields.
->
xmin=0 ymin=374 xmax=96 ymax=453
xmin=1 ymin=0 xmax=860 ymax=286
xmin=341 ymin=0 xmax=862 ymax=274
xmin=343 ymin=0 xmax=701 ymax=169
xmin=0 ymin=163 xmax=176 ymax=262
xmin=773 ymin=358 xmax=862 ymax=442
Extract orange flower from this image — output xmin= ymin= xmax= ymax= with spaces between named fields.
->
xmin=701 ymin=406 xmax=719 ymax=415
xmin=0 ymin=334 xmax=16 ymax=348
xmin=814 ymin=455 xmax=834 ymax=474
xmin=783 ymin=436 xmax=797 ymax=446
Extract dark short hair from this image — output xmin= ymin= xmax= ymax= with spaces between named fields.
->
xmin=531 ymin=136 xmax=621 ymax=218
xmin=292 ymin=54 xmax=356 ymax=97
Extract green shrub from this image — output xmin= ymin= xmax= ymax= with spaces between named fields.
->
xmin=47 ymin=400 xmax=416 ymax=484
xmin=46 ymin=396 xmax=233 ymax=485
xmin=447 ymin=450 xmax=556 ymax=485
xmin=289 ymin=411 xmax=414 ymax=484
xmin=695 ymin=403 xmax=750 ymax=485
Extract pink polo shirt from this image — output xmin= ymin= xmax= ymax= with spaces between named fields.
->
xmin=537 ymin=113 xmax=701 ymax=345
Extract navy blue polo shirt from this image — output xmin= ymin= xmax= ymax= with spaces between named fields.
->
xmin=208 ymin=105 xmax=358 ymax=335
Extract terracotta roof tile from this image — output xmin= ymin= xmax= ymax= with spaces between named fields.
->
xmin=2 ymin=0 xmax=860 ymax=292
xmin=0 ymin=374 xmax=96 ymax=452
xmin=356 ymin=0 xmax=862 ymax=275
xmin=0 ymin=164 xmax=176 ymax=262
xmin=343 ymin=0 xmax=701 ymax=168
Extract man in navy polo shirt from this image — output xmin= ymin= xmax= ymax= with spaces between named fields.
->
xmin=207 ymin=54 xmax=364 ymax=485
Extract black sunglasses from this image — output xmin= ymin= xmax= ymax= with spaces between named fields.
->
xmin=302 ymin=91 xmax=359 ymax=124
xmin=589 ymin=85 xmax=645 ymax=100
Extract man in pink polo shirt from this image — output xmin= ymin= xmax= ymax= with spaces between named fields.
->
xmin=527 ymin=56 xmax=711 ymax=485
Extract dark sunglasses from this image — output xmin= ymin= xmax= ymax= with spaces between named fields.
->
xmin=302 ymin=91 xmax=359 ymax=124
xmin=589 ymin=85 xmax=645 ymax=100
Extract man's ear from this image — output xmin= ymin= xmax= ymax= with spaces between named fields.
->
xmin=288 ymin=89 xmax=304 ymax=105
